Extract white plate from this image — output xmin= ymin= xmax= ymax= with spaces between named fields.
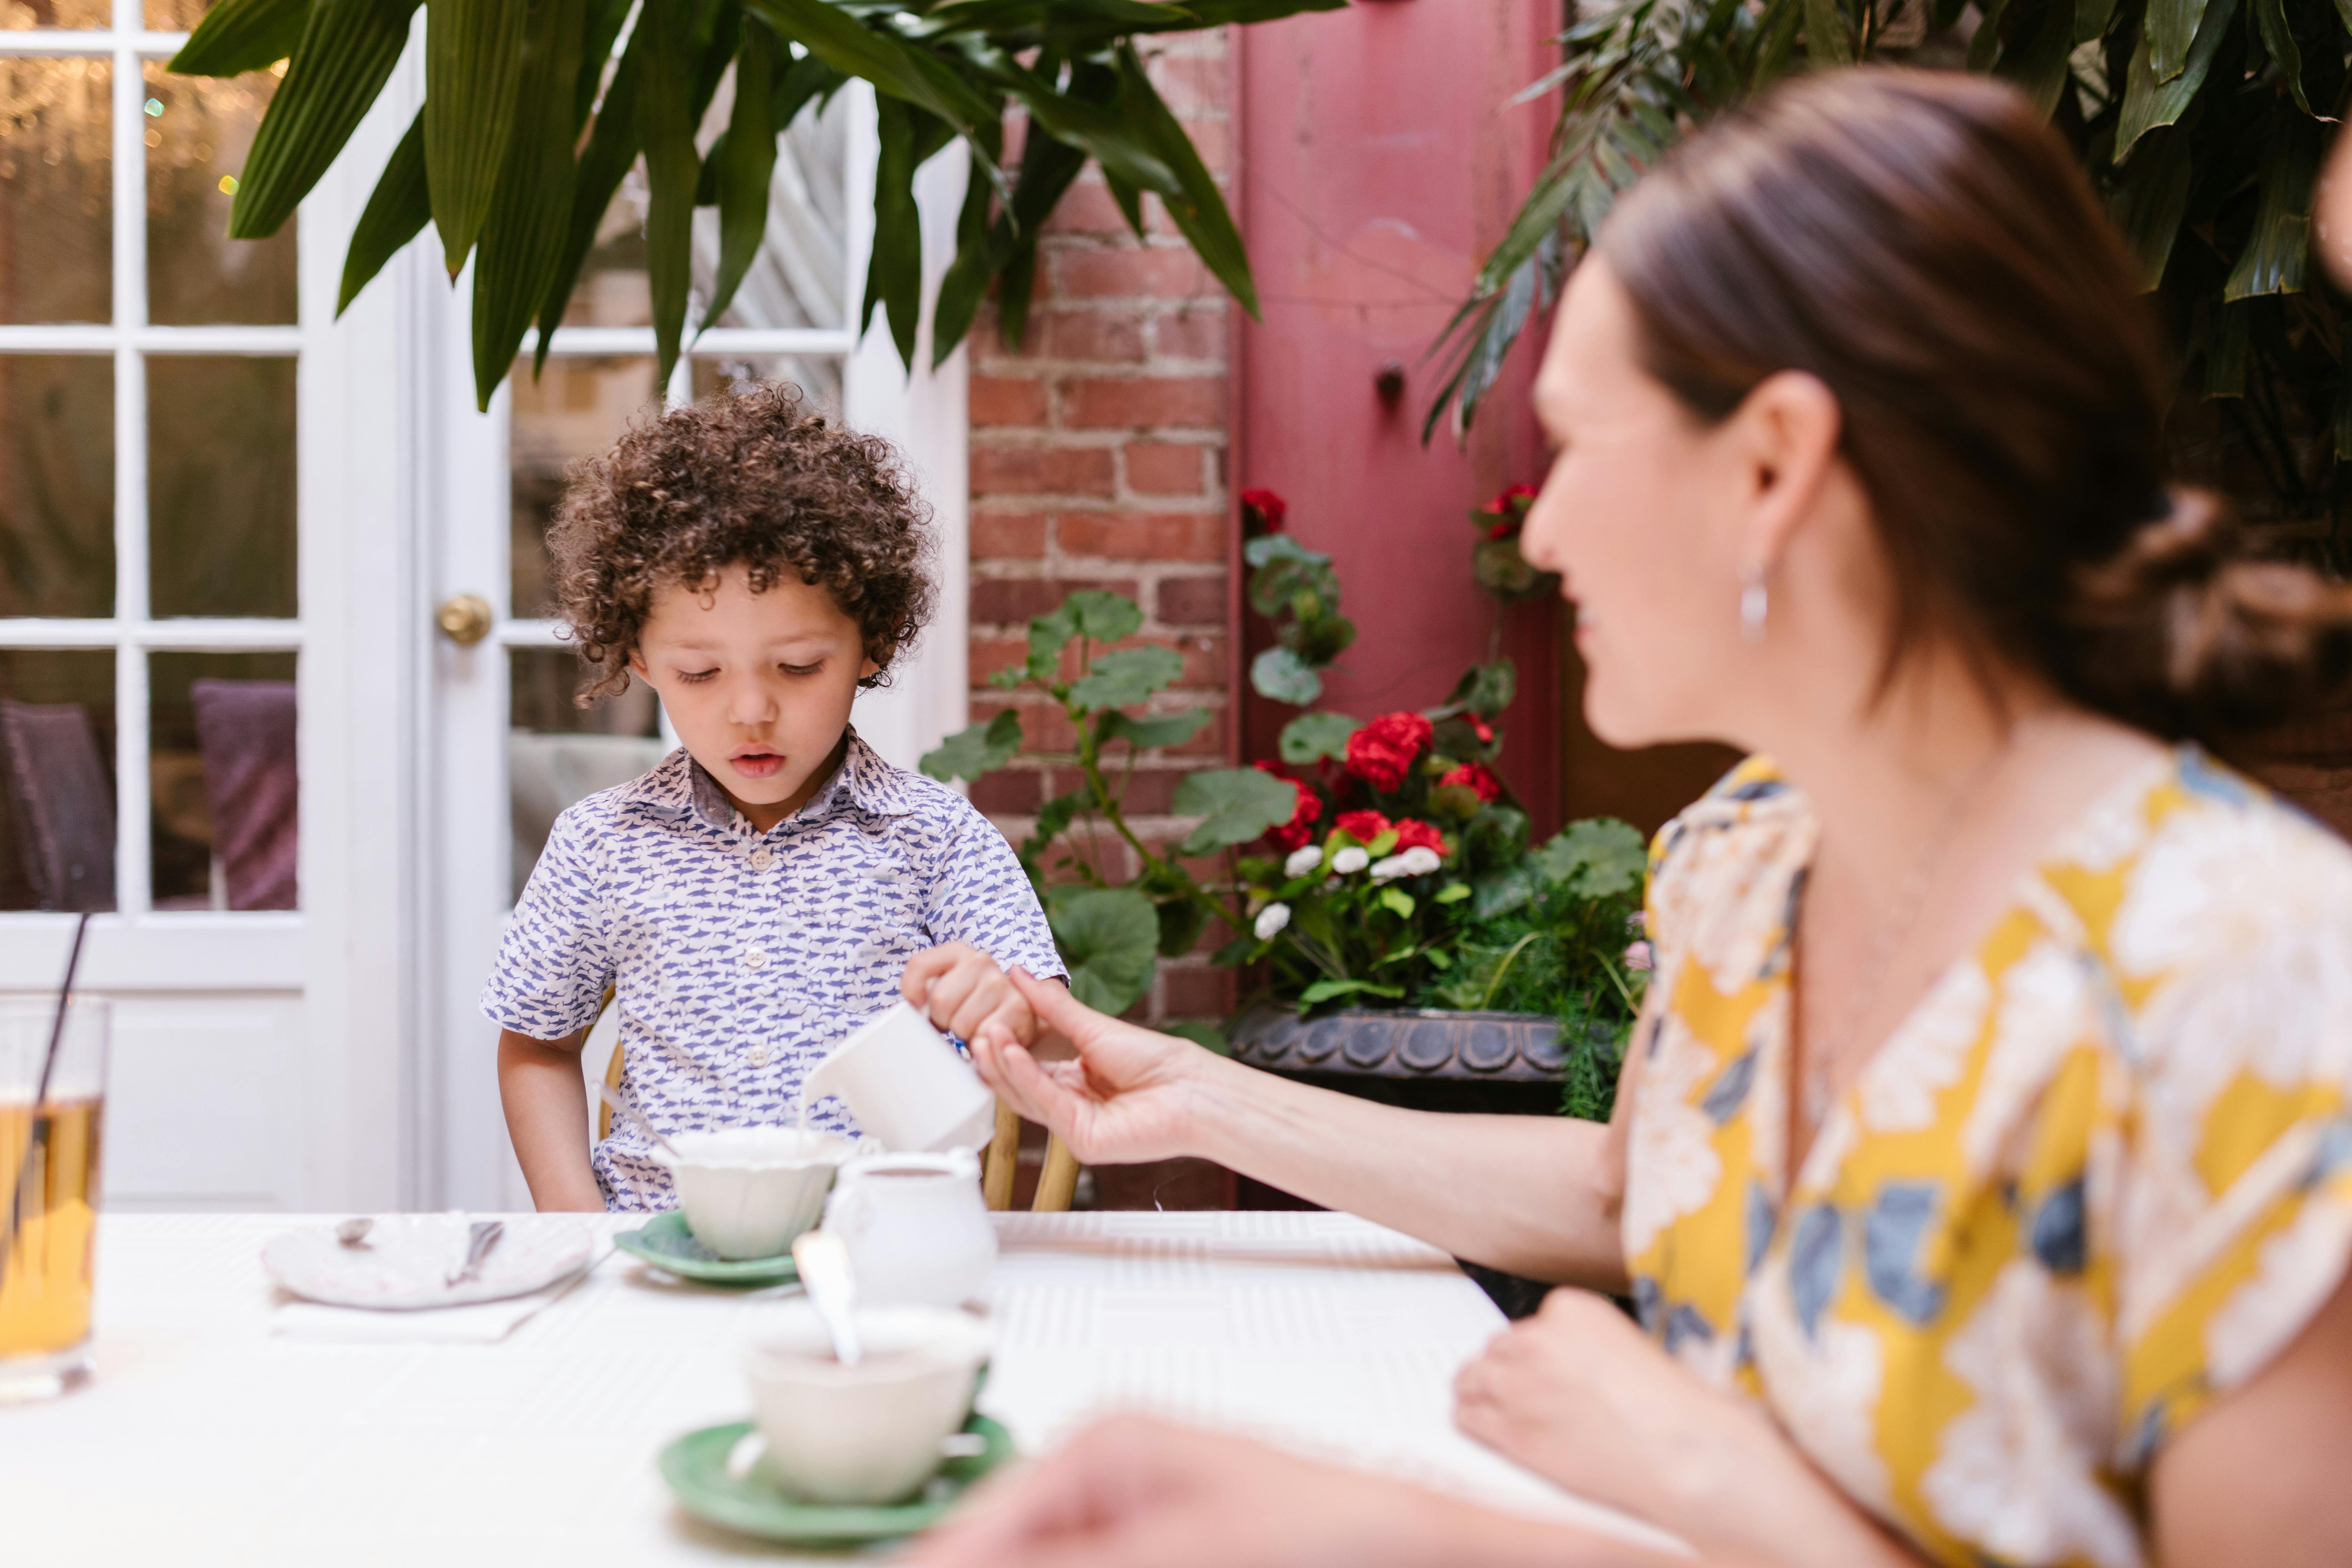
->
xmin=262 ymin=1216 xmax=596 ymax=1310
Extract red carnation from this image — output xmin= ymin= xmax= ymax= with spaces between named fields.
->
xmin=1391 ymin=819 xmax=1448 ymax=856
xmin=1241 ymin=489 xmax=1288 ymax=535
xmin=1344 ymin=712 xmax=1433 ymax=793
xmin=1335 ymin=809 xmax=1392 ymax=844
xmin=1439 ymin=762 xmax=1503 ymax=804
xmin=1479 ymin=483 xmax=1539 ymax=541
xmin=1257 ymin=760 xmax=1322 ymax=852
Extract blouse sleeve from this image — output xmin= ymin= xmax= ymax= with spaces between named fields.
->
xmin=2109 ymin=798 xmax=2352 ymax=1466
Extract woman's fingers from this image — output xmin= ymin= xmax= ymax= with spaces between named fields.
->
xmin=996 ymin=1041 xmax=1092 ymax=1148
xmin=1008 ymin=965 xmax=1104 ymax=1050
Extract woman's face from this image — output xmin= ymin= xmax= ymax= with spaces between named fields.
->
xmin=1518 ymin=259 xmax=1758 ymax=750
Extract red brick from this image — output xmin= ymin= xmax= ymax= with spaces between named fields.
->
xmin=969 ymin=511 xmax=1049 ymax=558
xmin=1052 ymin=245 xmax=1210 ymax=301
xmin=1043 ymin=181 xmax=1136 ymax=237
xmin=1159 ymin=964 xmax=1236 ymax=1017
xmin=971 ymin=695 xmax=1080 ymax=754
xmin=969 ymin=575 xmax=1138 ymax=625
xmin=971 ymin=374 xmax=1047 ymax=427
xmin=1177 ymin=118 xmax=1229 ymax=175
xmin=1156 ymin=573 xmax=1227 ymax=626
xmin=1113 ymin=768 xmax=1185 ymax=814
xmin=1150 ymin=54 xmax=1230 ymax=117
xmin=969 ymin=444 xmax=1116 ymax=497
xmin=1165 ymin=706 xmax=1226 ymax=757
xmin=969 ymin=635 xmax=1033 ymax=684
xmin=1152 ymin=307 xmax=1226 ymax=363
xmin=1064 ymin=377 xmax=1225 ymax=430
xmin=968 ymin=769 xmax=1042 ymax=814
xmin=1125 ymin=441 xmax=1206 ymax=495
xmin=1037 ymin=310 xmax=1148 ymax=364
xmin=1057 ymin=511 xmax=1223 ymax=562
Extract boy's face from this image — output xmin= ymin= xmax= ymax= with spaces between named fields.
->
xmin=629 ymin=562 xmax=881 ymax=826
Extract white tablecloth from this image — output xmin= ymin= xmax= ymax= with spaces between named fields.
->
xmin=1 ymin=1211 xmax=1676 ymax=1564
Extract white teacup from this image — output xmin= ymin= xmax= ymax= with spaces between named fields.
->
xmin=742 ymin=1303 xmax=993 ymax=1505
xmin=649 ymin=1126 xmax=856 ymax=1260
xmin=799 ymin=1001 xmax=996 ymax=1154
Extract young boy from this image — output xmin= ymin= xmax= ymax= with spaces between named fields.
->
xmin=486 ymin=384 xmax=1062 ymax=1212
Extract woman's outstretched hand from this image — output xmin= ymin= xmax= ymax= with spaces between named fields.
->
xmin=966 ymin=966 xmax=1213 ymax=1167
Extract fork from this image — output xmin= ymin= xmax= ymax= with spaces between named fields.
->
xmin=445 ymin=1220 xmax=505 ymax=1287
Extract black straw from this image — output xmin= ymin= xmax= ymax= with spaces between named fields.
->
xmin=0 ymin=912 xmax=94 ymax=1289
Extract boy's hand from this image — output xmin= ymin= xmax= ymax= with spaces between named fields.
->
xmin=903 ymin=943 xmax=1040 ymax=1050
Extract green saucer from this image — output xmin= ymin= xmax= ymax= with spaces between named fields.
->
xmin=659 ymin=1415 xmax=1013 ymax=1543
xmin=613 ymin=1211 xmax=799 ymax=1286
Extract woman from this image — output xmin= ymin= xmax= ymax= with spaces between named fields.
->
xmin=906 ymin=70 xmax=2352 ymax=1568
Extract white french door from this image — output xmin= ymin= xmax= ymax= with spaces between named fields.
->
xmin=417 ymin=81 xmax=972 ymax=1211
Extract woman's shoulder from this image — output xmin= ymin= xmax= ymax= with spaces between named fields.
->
xmin=1642 ymin=755 xmax=1814 ymax=988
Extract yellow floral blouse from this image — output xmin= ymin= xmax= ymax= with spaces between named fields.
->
xmin=1625 ymin=746 xmax=2352 ymax=1568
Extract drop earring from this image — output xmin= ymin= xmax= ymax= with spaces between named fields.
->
xmin=1740 ymin=565 xmax=1770 ymax=643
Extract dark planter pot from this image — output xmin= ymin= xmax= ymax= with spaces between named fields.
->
xmin=2221 ymin=699 xmax=2352 ymax=840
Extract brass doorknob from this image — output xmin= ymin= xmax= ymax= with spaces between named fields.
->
xmin=435 ymin=593 xmax=493 ymax=646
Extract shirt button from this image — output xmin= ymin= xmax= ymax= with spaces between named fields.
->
xmin=742 ymin=946 xmax=767 ymax=971
xmin=749 ymin=1042 xmax=771 ymax=1068
xmin=751 ymin=847 xmax=772 ymax=872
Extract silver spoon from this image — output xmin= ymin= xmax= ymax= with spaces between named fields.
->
xmin=446 ymin=1219 xmax=505 ymax=1287
xmin=596 ymin=1083 xmax=684 ymax=1161
xmin=335 ymin=1217 xmax=373 ymax=1248
xmin=790 ymin=1230 xmax=862 ymax=1366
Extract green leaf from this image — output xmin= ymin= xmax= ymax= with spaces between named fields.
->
xmin=931 ymin=133 xmax=1005 ymax=369
xmin=1299 ymin=978 xmax=1404 ymax=1005
xmin=862 ymin=95 xmax=954 ymax=371
xmin=425 ymin=0 xmax=532 ymax=275
xmin=1434 ymin=882 xmax=1471 ymax=905
xmin=2116 ymin=0 xmax=2237 ymax=161
xmin=169 ymin=0 xmax=311 ymax=76
xmin=1113 ymin=42 xmax=1258 ymax=316
xmin=1064 ymin=589 xmax=1146 ymax=643
xmin=1243 ymin=532 xmax=1328 ymax=570
xmin=1101 ymin=707 xmax=1213 ymax=750
xmin=470 ymin=0 xmax=586 ymax=411
xmin=920 ymin=709 xmax=1024 ymax=782
xmin=997 ymin=54 xmax=1181 ymax=197
xmin=1994 ymin=0 xmax=2076 ymax=119
xmin=2073 ymin=0 xmax=2118 ymax=40
xmin=2250 ymin=0 xmax=2309 ymax=114
xmin=1069 ymin=646 xmax=1184 ymax=712
xmin=336 ymin=108 xmax=426 ymax=315
xmin=1155 ymin=896 xmax=1208 ymax=958
xmin=989 ymin=78 xmax=1098 ymax=350
xmin=572 ymin=0 xmax=632 ymax=127
xmin=741 ymin=0 xmax=1002 ymax=182
xmin=229 ymin=0 xmax=422 ymax=240
xmin=700 ymin=18 xmax=782 ymax=332
xmin=1471 ymin=866 xmax=1535 ymax=919
xmin=1174 ymin=766 xmax=1302 ymax=855
xmin=1161 ymin=1020 xmax=1229 ymax=1055
xmin=1251 ymin=646 xmax=1322 ymax=707
xmin=1801 ymin=0 xmax=1850 ymax=65
xmin=2224 ymin=130 xmax=2319 ymax=302
xmin=1103 ymin=169 xmax=1149 ymax=240
xmin=2112 ymin=128 xmax=2193 ymax=290
xmin=638 ymin=0 xmax=701 ymax=392
xmin=2146 ymin=0 xmax=2210 ymax=82
xmin=1535 ymin=818 xmax=1646 ymax=899
xmin=1443 ymin=659 xmax=1516 ymax=718
xmin=533 ymin=15 xmax=646 ymax=370
xmin=1378 ymin=887 xmax=1415 ymax=919
xmin=1048 ymin=886 xmax=1160 ymax=1016
xmin=1278 ymin=711 xmax=1357 ymax=765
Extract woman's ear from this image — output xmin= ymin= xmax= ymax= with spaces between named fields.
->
xmin=1727 ymin=369 xmax=1843 ymax=574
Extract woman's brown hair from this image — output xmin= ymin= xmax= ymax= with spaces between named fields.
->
xmin=1596 ymin=68 xmax=2352 ymax=740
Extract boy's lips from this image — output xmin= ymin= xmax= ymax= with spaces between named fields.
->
xmin=732 ymin=748 xmax=785 ymax=779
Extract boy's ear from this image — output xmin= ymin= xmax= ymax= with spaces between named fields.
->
xmin=626 ymin=649 xmax=649 ymax=680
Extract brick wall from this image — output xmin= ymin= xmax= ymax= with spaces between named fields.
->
xmin=965 ymin=32 xmax=1236 ymax=1029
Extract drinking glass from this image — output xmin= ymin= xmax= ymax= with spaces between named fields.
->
xmin=0 ymin=996 xmax=110 ymax=1402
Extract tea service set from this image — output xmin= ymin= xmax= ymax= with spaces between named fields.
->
xmin=260 ymin=1001 xmax=1013 ymax=1542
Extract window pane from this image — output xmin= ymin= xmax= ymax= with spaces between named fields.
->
xmin=0 ymin=2 xmax=111 ymax=34
xmin=692 ymin=354 xmax=843 ymax=423
xmin=146 ymin=62 xmax=297 ymax=327
xmin=149 ymin=650 xmax=296 ymax=910
xmin=149 ymin=355 xmax=296 ymax=618
xmin=0 ymin=356 xmax=112 ymax=617
xmin=509 ymin=646 xmax=662 ymax=899
xmin=510 ymin=355 xmax=659 ymax=619
xmin=690 ymin=94 xmax=848 ymax=332
xmin=0 ymin=648 xmax=114 ymax=913
xmin=145 ymin=0 xmax=216 ymax=25
xmin=559 ymin=178 xmax=651 ymax=328
xmin=0 ymin=58 xmax=110 ymax=325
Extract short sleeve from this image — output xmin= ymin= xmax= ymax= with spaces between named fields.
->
xmin=479 ymin=804 xmax=616 ymax=1041
xmin=923 ymin=796 xmax=1066 ymax=982
xmin=2109 ymin=800 xmax=2352 ymax=1463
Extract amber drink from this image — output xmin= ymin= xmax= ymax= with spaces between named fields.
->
xmin=0 ymin=997 xmax=108 ymax=1402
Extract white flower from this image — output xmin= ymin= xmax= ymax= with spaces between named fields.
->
xmin=1330 ymin=846 xmax=1370 ymax=875
xmin=1283 ymin=845 xmax=1324 ymax=878
xmin=1254 ymin=902 xmax=1292 ymax=940
xmin=1370 ymin=846 xmax=1442 ymax=882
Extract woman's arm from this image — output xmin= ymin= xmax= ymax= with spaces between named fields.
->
xmin=965 ymin=965 xmax=1631 ymax=1289
xmin=496 ymin=1027 xmax=606 ymax=1212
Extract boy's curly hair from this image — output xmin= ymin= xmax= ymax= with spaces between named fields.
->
xmin=547 ymin=382 xmax=936 ymax=701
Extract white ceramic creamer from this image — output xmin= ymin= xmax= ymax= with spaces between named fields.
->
xmin=823 ymin=1149 xmax=997 ymax=1308
xmin=798 ymin=1000 xmax=996 ymax=1154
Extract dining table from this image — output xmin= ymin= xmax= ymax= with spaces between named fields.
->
xmin=1 ymin=1208 xmax=1680 ymax=1564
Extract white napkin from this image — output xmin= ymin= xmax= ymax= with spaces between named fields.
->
xmin=271 ymin=1251 xmax=604 ymax=1344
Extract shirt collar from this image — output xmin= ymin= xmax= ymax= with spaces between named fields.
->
xmin=620 ymin=728 xmax=916 ymax=835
